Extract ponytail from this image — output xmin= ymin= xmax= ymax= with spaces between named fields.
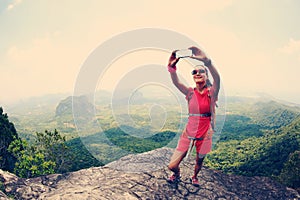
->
xmin=205 ymin=68 xmax=212 ymax=87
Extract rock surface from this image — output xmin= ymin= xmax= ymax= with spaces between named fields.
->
xmin=0 ymin=148 xmax=299 ymax=200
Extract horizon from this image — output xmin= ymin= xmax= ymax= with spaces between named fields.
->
xmin=2 ymin=88 xmax=299 ymax=109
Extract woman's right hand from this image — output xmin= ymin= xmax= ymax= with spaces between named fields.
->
xmin=168 ymin=50 xmax=180 ymax=68
xmin=189 ymin=46 xmax=210 ymax=63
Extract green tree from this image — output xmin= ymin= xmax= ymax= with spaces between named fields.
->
xmin=0 ymin=107 xmax=18 ymax=172
xmin=8 ymin=138 xmax=56 ymax=178
xmin=34 ymin=129 xmax=73 ymax=173
xmin=278 ymin=151 xmax=300 ymax=188
xmin=9 ymin=129 xmax=73 ymax=178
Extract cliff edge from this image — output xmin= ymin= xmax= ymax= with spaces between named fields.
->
xmin=1 ymin=148 xmax=299 ymax=200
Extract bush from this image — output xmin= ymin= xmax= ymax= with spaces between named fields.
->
xmin=8 ymin=130 xmax=73 ymax=178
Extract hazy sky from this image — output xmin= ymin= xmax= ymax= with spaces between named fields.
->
xmin=1 ymin=0 xmax=300 ymax=105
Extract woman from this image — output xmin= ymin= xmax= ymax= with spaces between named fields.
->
xmin=167 ymin=46 xmax=220 ymax=186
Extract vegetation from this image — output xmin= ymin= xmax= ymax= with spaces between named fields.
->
xmin=219 ymin=115 xmax=264 ymax=141
xmin=8 ymin=138 xmax=56 ymax=178
xmin=207 ymin=115 xmax=300 ymax=189
xmin=8 ymin=130 xmax=73 ymax=178
xmin=7 ymin=129 xmax=104 ymax=178
xmin=104 ymin=127 xmax=176 ymax=153
xmin=0 ymin=107 xmax=18 ymax=172
xmin=2 ymin=95 xmax=300 ymax=190
xmin=65 ymin=138 xmax=102 ymax=171
xmin=249 ymin=101 xmax=299 ymax=129
xmin=207 ymin=132 xmax=299 ymax=176
xmin=278 ymin=151 xmax=300 ymax=189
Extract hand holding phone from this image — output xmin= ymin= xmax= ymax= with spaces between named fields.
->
xmin=176 ymin=49 xmax=193 ymax=58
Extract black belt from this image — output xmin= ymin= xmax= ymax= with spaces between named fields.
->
xmin=188 ymin=136 xmax=205 ymax=141
xmin=188 ymin=113 xmax=211 ymax=117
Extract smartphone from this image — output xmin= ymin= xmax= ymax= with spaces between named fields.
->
xmin=176 ymin=49 xmax=193 ymax=58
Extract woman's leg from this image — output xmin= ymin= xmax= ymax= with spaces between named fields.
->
xmin=168 ymin=130 xmax=190 ymax=176
xmin=193 ymin=153 xmax=205 ymax=178
xmin=168 ymin=150 xmax=187 ymax=175
xmin=194 ymin=128 xmax=213 ymax=178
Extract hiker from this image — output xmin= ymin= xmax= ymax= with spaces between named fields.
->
xmin=167 ymin=46 xmax=220 ymax=186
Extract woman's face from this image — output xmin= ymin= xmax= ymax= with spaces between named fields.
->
xmin=192 ymin=66 xmax=207 ymax=84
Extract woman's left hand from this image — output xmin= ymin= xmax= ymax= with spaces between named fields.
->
xmin=189 ymin=46 xmax=210 ymax=64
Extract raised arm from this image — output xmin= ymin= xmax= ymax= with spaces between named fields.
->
xmin=206 ymin=60 xmax=220 ymax=98
xmin=189 ymin=46 xmax=220 ymax=98
xmin=168 ymin=51 xmax=189 ymax=96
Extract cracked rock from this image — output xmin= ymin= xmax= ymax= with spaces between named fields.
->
xmin=0 ymin=148 xmax=299 ymax=200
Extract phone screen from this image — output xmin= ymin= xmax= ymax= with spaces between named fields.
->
xmin=176 ymin=49 xmax=192 ymax=58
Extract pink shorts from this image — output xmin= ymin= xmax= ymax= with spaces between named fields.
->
xmin=176 ymin=128 xmax=213 ymax=155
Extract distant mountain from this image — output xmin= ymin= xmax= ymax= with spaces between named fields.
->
xmin=227 ymin=93 xmax=300 ymax=108
xmin=249 ymin=100 xmax=300 ymax=129
xmin=270 ymin=115 xmax=300 ymax=136
xmin=225 ymin=94 xmax=300 ymax=129
xmin=219 ymin=97 xmax=300 ymax=143
xmin=55 ymin=95 xmax=95 ymax=118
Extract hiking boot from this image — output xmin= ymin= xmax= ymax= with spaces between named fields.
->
xmin=167 ymin=174 xmax=181 ymax=183
xmin=191 ymin=177 xmax=200 ymax=187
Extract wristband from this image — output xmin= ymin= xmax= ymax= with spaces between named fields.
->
xmin=168 ymin=65 xmax=177 ymax=73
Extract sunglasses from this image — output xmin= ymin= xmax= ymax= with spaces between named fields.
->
xmin=191 ymin=69 xmax=206 ymax=75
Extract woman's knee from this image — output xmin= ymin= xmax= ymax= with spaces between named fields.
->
xmin=169 ymin=150 xmax=186 ymax=170
xmin=168 ymin=162 xmax=178 ymax=171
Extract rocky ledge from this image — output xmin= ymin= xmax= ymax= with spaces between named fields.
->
xmin=0 ymin=148 xmax=299 ymax=200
